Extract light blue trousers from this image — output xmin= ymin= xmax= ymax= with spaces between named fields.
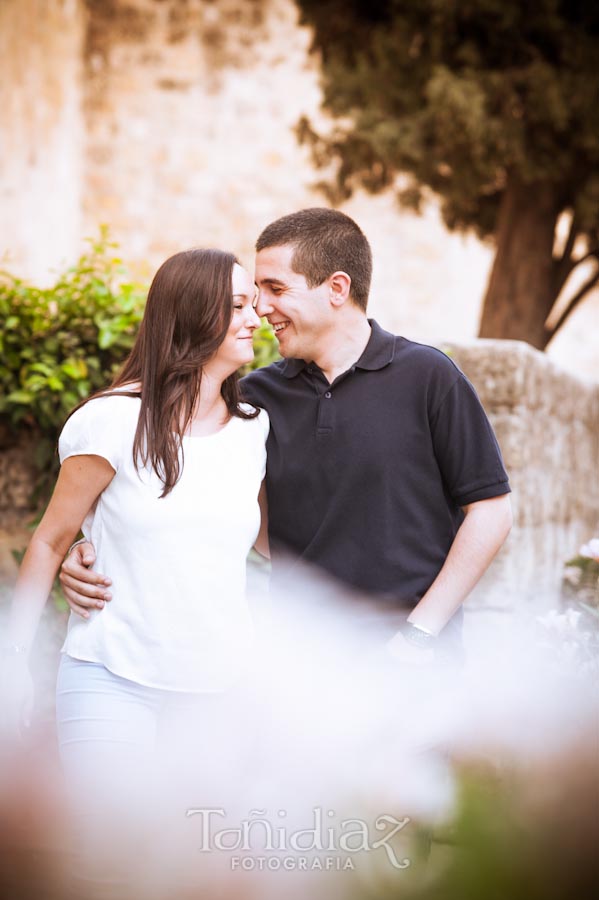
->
xmin=55 ymin=654 xmax=249 ymax=895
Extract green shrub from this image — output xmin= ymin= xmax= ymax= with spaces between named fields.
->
xmin=1 ymin=229 xmax=146 ymax=493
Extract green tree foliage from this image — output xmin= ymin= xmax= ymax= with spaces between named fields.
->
xmin=296 ymin=0 xmax=599 ymax=348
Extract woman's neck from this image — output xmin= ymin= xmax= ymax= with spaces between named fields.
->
xmin=118 ymin=375 xmax=230 ymax=432
xmin=186 ymin=373 xmax=228 ymax=432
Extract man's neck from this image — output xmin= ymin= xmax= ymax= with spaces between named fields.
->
xmin=312 ymin=316 xmax=372 ymax=384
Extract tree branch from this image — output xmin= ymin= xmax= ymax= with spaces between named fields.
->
xmin=547 ymin=266 xmax=599 ymax=339
xmin=570 ymin=247 xmax=599 ymax=269
xmin=559 ymin=212 xmax=578 ymax=262
xmin=554 ymin=241 xmax=599 ymax=298
xmin=553 ymin=214 xmax=578 ymax=296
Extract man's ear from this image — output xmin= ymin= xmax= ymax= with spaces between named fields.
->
xmin=327 ymin=271 xmax=352 ymax=307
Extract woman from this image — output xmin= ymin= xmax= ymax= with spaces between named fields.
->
xmin=3 ymin=248 xmax=269 ymax=888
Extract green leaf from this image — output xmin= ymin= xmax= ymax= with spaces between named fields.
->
xmin=98 ymin=327 xmax=115 ymax=349
xmin=7 ymin=390 xmax=35 ymax=404
xmin=61 ymin=358 xmax=89 ymax=379
xmin=29 ymin=362 xmax=55 ymax=376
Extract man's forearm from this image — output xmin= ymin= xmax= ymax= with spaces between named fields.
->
xmin=407 ymin=495 xmax=513 ymax=636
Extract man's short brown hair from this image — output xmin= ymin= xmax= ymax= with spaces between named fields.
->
xmin=255 ymin=208 xmax=373 ymax=311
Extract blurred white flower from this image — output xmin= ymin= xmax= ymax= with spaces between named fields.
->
xmin=563 ymin=567 xmax=582 ymax=587
xmin=536 ymin=608 xmax=582 ymax=636
xmin=579 ymin=538 xmax=599 ymax=561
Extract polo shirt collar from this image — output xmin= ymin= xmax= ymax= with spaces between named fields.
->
xmin=280 ymin=319 xmax=395 ymax=379
xmin=354 ymin=319 xmax=395 ymax=370
xmin=280 ymin=357 xmax=307 ymax=378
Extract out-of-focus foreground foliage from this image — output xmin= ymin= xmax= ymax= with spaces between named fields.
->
xmin=359 ymin=753 xmax=599 ymax=900
xmin=0 ymin=747 xmax=596 ymax=900
xmin=296 ymin=0 xmax=599 ymax=349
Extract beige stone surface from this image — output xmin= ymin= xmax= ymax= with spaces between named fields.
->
xmin=79 ymin=0 xmax=323 ymax=271
xmin=0 ymin=0 xmax=86 ymax=280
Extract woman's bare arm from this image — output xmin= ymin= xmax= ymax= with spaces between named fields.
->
xmin=8 ymin=455 xmax=116 ymax=652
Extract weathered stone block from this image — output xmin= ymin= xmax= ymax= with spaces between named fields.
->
xmin=445 ymin=340 xmax=599 ymax=613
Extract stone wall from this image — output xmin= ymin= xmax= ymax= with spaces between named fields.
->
xmin=1 ymin=341 xmax=597 ymax=624
xmin=80 ymin=0 xmax=323 ymax=268
xmin=445 ymin=340 xmax=599 ymax=627
xmin=0 ymin=422 xmax=40 ymax=590
xmin=0 ymin=0 xmax=86 ymax=281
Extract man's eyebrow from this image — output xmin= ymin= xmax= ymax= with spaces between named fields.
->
xmin=258 ymin=277 xmax=286 ymax=286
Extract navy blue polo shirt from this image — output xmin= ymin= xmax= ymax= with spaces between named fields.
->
xmin=241 ymin=320 xmax=510 ymax=637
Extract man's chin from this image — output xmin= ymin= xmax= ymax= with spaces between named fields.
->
xmin=275 ymin=337 xmax=294 ymax=358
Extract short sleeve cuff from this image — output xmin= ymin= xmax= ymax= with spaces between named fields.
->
xmin=58 ymin=397 xmax=125 ymax=472
xmin=453 ymin=480 xmax=511 ymax=506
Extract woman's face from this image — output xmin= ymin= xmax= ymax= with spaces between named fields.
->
xmin=212 ymin=263 xmax=260 ymax=372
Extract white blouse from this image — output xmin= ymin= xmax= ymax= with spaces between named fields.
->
xmin=58 ymin=393 xmax=269 ymax=692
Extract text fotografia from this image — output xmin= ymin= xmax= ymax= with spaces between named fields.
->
xmin=185 ymin=807 xmax=411 ymax=871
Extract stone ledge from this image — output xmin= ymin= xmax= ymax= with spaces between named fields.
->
xmin=443 ymin=339 xmax=599 ymax=422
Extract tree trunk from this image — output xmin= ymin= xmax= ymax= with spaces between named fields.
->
xmin=478 ymin=177 xmax=560 ymax=349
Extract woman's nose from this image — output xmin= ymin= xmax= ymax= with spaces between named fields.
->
xmin=247 ymin=306 xmax=261 ymax=328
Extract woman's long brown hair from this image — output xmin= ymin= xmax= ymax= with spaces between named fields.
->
xmin=68 ymin=248 xmax=258 ymax=497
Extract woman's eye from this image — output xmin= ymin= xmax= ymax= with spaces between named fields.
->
xmin=233 ymin=303 xmax=243 ymax=310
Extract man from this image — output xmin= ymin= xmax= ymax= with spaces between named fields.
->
xmin=60 ymin=208 xmax=512 ymax=663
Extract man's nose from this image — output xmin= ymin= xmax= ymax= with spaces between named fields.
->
xmin=255 ymin=290 xmax=272 ymax=318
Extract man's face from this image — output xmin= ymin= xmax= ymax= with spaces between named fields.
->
xmin=254 ymin=244 xmax=331 ymax=360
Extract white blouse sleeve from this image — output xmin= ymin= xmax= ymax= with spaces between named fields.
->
xmin=58 ymin=396 xmax=128 ymax=472
xmin=257 ymin=407 xmax=270 ymax=442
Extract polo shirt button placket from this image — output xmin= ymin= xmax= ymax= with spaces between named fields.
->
xmin=316 ymin=388 xmax=334 ymax=437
